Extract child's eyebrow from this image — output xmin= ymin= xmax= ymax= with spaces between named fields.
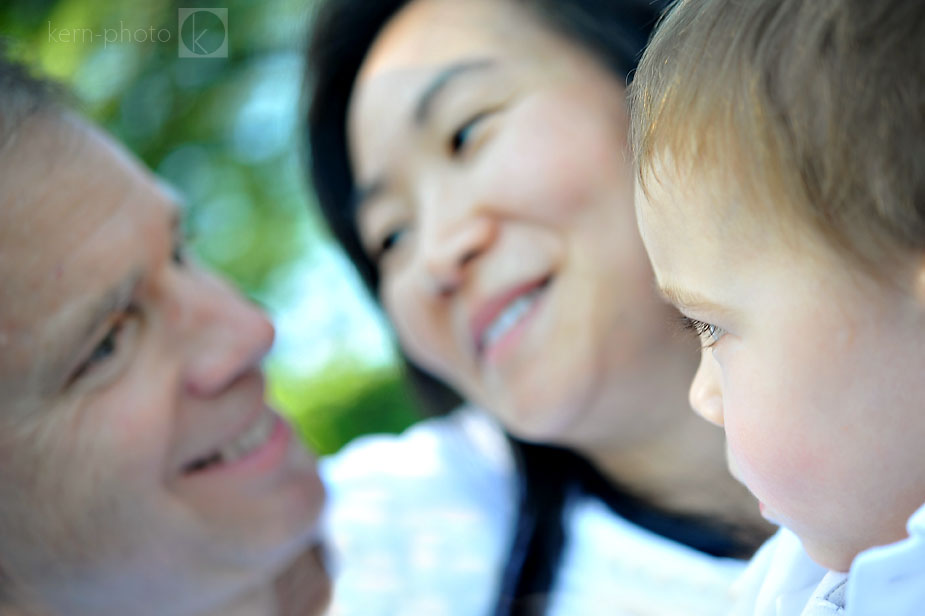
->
xmin=657 ymin=280 xmax=731 ymax=316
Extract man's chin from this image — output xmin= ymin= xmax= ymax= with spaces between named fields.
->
xmin=275 ymin=544 xmax=332 ymax=616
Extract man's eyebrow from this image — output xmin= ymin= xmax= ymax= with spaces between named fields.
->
xmin=413 ymin=58 xmax=498 ymax=125
xmin=75 ymin=270 xmax=143 ymax=358
xmin=36 ymin=267 xmax=144 ymax=393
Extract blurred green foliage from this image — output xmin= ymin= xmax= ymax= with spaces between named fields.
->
xmin=0 ymin=0 xmax=422 ymax=454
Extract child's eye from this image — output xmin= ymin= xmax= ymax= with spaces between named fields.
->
xmin=69 ymin=307 xmax=140 ymax=385
xmin=679 ymin=315 xmax=726 ymax=349
xmin=449 ymin=110 xmax=495 ymax=157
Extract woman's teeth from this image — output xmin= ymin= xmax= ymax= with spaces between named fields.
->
xmin=481 ymin=286 xmax=544 ymax=351
xmin=184 ymin=413 xmax=277 ymax=473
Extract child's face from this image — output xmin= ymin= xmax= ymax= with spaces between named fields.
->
xmin=634 ymin=169 xmax=925 ymax=572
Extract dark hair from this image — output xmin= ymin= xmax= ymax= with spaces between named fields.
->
xmin=303 ymin=1 xmax=753 ymax=613
xmin=0 ymin=39 xmax=66 ymax=150
xmin=304 ymin=0 xmax=665 ymax=293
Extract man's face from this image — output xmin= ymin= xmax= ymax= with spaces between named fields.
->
xmin=635 ymin=168 xmax=925 ymax=572
xmin=0 ymin=115 xmax=325 ymax=615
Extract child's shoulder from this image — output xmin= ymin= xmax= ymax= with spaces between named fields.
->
xmin=733 ymin=504 xmax=925 ymax=616
xmin=730 ymin=527 xmax=826 ymax=616
xmin=846 ymin=502 xmax=925 ymax=615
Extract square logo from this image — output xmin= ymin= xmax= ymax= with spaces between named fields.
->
xmin=178 ymin=8 xmax=228 ymax=58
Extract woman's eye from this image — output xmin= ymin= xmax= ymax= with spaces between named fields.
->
xmin=679 ymin=315 xmax=726 ymax=349
xmin=376 ymin=226 xmax=409 ymax=260
xmin=449 ymin=110 xmax=493 ymax=157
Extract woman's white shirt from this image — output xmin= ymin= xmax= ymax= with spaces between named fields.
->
xmin=321 ymin=407 xmax=746 ymax=616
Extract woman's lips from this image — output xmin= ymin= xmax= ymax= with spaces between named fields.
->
xmin=470 ymin=275 xmax=551 ymax=358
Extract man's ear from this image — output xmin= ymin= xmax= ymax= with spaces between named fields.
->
xmin=914 ymin=253 xmax=925 ymax=307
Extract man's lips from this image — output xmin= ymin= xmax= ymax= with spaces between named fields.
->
xmin=181 ymin=408 xmax=280 ymax=475
xmin=176 ymin=370 xmax=279 ymax=475
xmin=469 ymin=275 xmax=551 ymax=356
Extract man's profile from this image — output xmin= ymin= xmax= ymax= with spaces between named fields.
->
xmin=0 ymin=52 xmax=329 ymax=616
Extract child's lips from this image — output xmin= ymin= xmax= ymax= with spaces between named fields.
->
xmin=757 ymin=501 xmax=783 ymax=524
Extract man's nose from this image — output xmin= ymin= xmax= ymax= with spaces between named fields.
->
xmin=176 ymin=268 xmax=275 ymax=397
xmin=689 ymin=348 xmax=724 ymax=426
xmin=421 ymin=214 xmax=497 ymax=297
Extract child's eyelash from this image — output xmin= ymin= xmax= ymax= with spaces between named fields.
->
xmin=677 ymin=314 xmax=724 ymax=348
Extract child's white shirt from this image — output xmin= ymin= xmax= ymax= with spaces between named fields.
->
xmin=732 ymin=502 xmax=925 ymax=615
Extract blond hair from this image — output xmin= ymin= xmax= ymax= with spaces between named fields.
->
xmin=630 ymin=0 xmax=925 ymax=270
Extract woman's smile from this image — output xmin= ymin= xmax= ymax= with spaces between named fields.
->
xmin=471 ymin=274 xmax=552 ymax=362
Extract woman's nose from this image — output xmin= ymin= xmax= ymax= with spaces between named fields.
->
xmin=422 ymin=215 xmax=497 ymax=296
xmin=689 ymin=349 xmax=724 ymax=426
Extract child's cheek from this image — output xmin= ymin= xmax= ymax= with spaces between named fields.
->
xmin=723 ymin=389 xmax=826 ymax=516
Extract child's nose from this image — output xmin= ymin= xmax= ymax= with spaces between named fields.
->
xmin=689 ymin=349 xmax=724 ymax=426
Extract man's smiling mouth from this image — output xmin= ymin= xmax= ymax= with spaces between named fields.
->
xmin=183 ymin=412 xmax=278 ymax=474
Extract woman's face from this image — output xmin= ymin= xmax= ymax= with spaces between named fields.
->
xmin=348 ymin=0 xmax=684 ymax=443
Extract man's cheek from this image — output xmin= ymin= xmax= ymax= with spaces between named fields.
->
xmin=85 ymin=386 xmax=171 ymax=480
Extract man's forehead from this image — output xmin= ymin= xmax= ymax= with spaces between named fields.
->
xmin=1 ymin=118 xmax=127 ymax=305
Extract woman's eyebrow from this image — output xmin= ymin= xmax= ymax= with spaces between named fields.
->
xmin=350 ymin=177 xmax=386 ymax=215
xmin=413 ymin=58 xmax=498 ymax=125
xmin=351 ymin=60 xmax=499 ymax=215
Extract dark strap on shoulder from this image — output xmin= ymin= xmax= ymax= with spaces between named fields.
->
xmin=493 ymin=436 xmax=756 ymax=616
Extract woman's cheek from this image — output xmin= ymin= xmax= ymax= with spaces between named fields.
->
xmin=382 ymin=274 xmax=455 ymax=378
xmin=481 ymin=95 xmax=619 ymax=223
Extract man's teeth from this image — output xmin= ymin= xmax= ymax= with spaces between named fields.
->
xmin=186 ymin=413 xmax=277 ymax=473
xmin=218 ymin=413 xmax=276 ymax=464
xmin=481 ymin=287 xmax=544 ymax=351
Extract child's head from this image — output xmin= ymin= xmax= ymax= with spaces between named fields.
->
xmin=630 ymin=0 xmax=925 ymax=572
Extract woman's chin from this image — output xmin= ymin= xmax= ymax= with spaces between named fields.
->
xmin=494 ymin=397 xmax=583 ymax=445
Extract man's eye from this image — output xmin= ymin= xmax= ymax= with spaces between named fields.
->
xmin=69 ymin=307 xmax=138 ymax=384
xmin=679 ymin=315 xmax=726 ymax=349
xmin=172 ymin=225 xmax=196 ymax=266
xmin=172 ymin=244 xmax=185 ymax=266
xmin=172 ymin=236 xmax=191 ymax=266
